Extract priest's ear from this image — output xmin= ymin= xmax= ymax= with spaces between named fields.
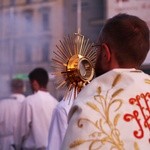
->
xmin=101 ymin=43 xmax=111 ymax=62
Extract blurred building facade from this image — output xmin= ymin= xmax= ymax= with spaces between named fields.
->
xmin=0 ymin=0 xmax=64 ymax=69
xmin=0 ymin=0 xmax=64 ymax=98
xmin=0 ymin=0 xmax=104 ymax=99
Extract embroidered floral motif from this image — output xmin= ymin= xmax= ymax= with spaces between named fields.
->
xmin=70 ymin=139 xmax=86 ymax=148
xmin=69 ymin=74 xmax=125 ymax=149
xmin=123 ymin=92 xmax=150 ymax=141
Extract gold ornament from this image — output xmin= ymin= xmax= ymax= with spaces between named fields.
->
xmin=52 ymin=33 xmax=97 ymax=99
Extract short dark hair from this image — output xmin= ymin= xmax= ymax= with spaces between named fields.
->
xmin=99 ymin=13 xmax=149 ymax=67
xmin=28 ymin=67 xmax=49 ymax=88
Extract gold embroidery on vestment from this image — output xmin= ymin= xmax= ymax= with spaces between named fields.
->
xmin=112 ymin=74 xmax=121 ymax=87
xmin=69 ymin=74 xmax=146 ymax=149
xmin=134 ymin=142 xmax=140 ymax=150
xmin=70 ymin=74 xmax=124 ymax=149
xmin=145 ymin=79 xmax=150 ymax=84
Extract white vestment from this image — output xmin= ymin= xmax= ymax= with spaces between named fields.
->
xmin=62 ymin=69 xmax=150 ymax=150
xmin=0 ymin=98 xmax=22 ymax=150
xmin=10 ymin=93 xmax=25 ymax=103
xmin=15 ymin=90 xmax=58 ymax=149
xmin=47 ymin=91 xmax=75 ymax=150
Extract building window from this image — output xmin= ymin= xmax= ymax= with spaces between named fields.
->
xmin=0 ymin=40 xmax=10 ymax=64
xmin=40 ymin=7 xmax=50 ymax=31
xmin=4 ymin=13 xmax=11 ymax=35
xmin=15 ymin=41 xmax=26 ymax=64
xmin=3 ymin=11 xmax=16 ymax=35
xmin=42 ymin=12 xmax=49 ymax=31
xmin=0 ymin=13 xmax=2 ymax=36
xmin=42 ymin=42 xmax=49 ymax=62
xmin=26 ymin=0 xmax=32 ymax=4
xmin=25 ymin=44 xmax=32 ymax=63
xmin=10 ymin=0 xmax=15 ymax=6
xmin=23 ymin=10 xmax=33 ymax=32
xmin=0 ymin=0 xmax=3 ymax=7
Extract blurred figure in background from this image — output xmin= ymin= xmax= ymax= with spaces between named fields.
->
xmin=0 ymin=78 xmax=25 ymax=150
xmin=47 ymin=88 xmax=76 ymax=150
xmin=10 ymin=78 xmax=25 ymax=103
xmin=14 ymin=67 xmax=58 ymax=149
xmin=62 ymin=13 xmax=150 ymax=149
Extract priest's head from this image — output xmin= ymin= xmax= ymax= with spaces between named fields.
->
xmin=95 ymin=13 xmax=149 ymax=77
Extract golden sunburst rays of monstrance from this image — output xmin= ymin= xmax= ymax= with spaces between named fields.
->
xmin=52 ymin=33 xmax=97 ymax=100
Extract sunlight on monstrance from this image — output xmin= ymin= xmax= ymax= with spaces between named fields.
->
xmin=52 ymin=33 xmax=97 ymax=99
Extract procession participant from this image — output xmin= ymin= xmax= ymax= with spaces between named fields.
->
xmin=0 ymin=99 xmax=22 ymax=150
xmin=47 ymin=88 xmax=75 ymax=150
xmin=10 ymin=78 xmax=25 ymax=103
xmin=0 ymin=78 xmax=25 ymax=150
xmin=62 ymin=13 xmax=150 ymax=150
xmin=15 ymin=67 xmax=58 ymax=149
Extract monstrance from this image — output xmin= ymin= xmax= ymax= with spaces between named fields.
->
xmin=52 ymin=33 xmax=97 ymax=99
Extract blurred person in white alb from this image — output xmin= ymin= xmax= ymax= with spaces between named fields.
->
xmin=10 ymin=78 xmax=25 ymax=102
xmin=14 ymin=67 xmax=58 ymax=150
xmin=0 ymin=78 xmax=25 ymax=150
xmin=62 ymin=13 xmax=150 ymax=150
xmin=47 ymin=88 xmax=75 ymax=150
